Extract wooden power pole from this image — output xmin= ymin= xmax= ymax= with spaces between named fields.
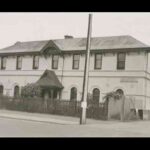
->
xmin=80 ymin=14 xmax=93 ymax=125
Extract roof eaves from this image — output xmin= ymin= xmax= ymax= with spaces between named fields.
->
xmin=61 ymin=47 xmax=150 ymax=54
xmin=0 ymin=51 xmax=41 ymax=56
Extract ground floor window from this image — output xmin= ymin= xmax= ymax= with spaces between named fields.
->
xmin=70 ymin=87 xmax=77 ymax=101
xmin=14 ymin=85 xmax=20 ymax=98
xmin=116 ymin=89 xmax=124 ymax=97
xmin=93 ymin=88 xmax=100 ymax=103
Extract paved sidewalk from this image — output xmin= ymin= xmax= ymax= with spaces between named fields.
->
xmin=0 ymin=109 xmax=124 ymax=126
xmin=0 ymin=109 xmax=79 ymax=125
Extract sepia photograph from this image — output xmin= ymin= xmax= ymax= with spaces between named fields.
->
xmin=0 ymin=12 xmax=150 ymax=137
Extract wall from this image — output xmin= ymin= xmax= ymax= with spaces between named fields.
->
xmin=0 ymin=51 xmax=148 ymax=107
xmin=0 ymin=51 xmax=146 ymax=71
xmin=108 ymin=97 xmax=122 ymax=120
xmin=108 ymin=96 xmax=135 ymax=120
xmin=126 ymin=51 xmax=146 ymax=71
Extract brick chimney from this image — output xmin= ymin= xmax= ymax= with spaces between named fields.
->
xmin=15 ymin=41 xmax=21 ymax=45
xmin=64 ymin=35 xmax=74 ymax=39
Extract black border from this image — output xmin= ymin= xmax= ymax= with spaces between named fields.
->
xmin=0 ymin=0 xmax=150 ymax=147
xmin=0 ymin=0 xmax=150 ymax=12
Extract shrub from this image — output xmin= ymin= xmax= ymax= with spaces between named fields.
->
xmin=21 ymin=83 xmax=42 ymax=98
xmin=103 ymin=91 xmax=121 ymax=102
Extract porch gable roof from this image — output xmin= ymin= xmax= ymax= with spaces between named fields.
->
xmin=35 ymin=70 xmax=63 ymax=89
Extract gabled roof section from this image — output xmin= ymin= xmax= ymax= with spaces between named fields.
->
xmin=53 ymin=35 xmax=149 ymax=51
xmin=0 ymin=40 xmax=50 ymax=54
xmin=41 ymin=40 xmax=61 ymax=54
xmin=0 ymin=35 xmax=149 ymax=55
xmin=35 ymin=70 xmax=63 ymax=89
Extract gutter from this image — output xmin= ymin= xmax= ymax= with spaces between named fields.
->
xmin=0 ymin=47 xmax=150 ymax=56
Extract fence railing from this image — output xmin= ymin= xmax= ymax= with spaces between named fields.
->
xmin=0 ymin=96 xmax=108 ymax=120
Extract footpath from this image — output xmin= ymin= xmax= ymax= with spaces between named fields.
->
xmin=0 ymin=109 xmax=79 ymax=125
xmin=0 ymin=109 xmax=123 ymax=125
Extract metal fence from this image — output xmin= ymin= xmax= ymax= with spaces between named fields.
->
xmin=0 ymin=96 xmax=108 ymax=120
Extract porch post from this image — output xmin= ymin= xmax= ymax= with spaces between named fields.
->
xmin=50 ymin=89 xmax=54 ymax=100
xmin=57 ymin=90 xmax=60 ymax=99
xmin=44 ymin=90 xmax=49 ymax=112
xmin=58 ymin=90 xmax=62 ymax=100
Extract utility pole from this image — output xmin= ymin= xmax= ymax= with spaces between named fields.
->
xmin=80 ymin=14 xmax=93 ymax=124
xmin=120 ymin=95 xmax=125 ymax=121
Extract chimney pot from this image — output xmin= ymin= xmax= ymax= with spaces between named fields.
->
xmin=15 ymin=41 xmax=21 ymax=45
xmin=64 ymin=35 xmax=73 ymax=39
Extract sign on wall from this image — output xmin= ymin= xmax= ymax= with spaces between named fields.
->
xmin=120 ymin=78 xmax=138 ymax=83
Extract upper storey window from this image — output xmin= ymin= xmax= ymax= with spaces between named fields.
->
xmin=52 ymin=55 xmax=59 ymax=69
xmin=117 ymin=53 xmax=126 ymax=70
xmin=72 ymin=54 xmax=80 ymax=69
xmin=1 ymin=57 xmax=7 ymax=70
xmin=94 ymin=54 xmax=102 ymax=69
xmin=16 ymin=56 xmax=22 ymax=70
xmin=33 ymin=55 xmax=39 ymax=70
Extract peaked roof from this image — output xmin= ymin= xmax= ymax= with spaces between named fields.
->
xmin=0 ymin=40 xmax=49 ymax=54
xmin=52 ymin=35 xmax=149 ymax=51
xmin=0 ymin=35 xmax=149 ymax=54
xmin=35 ymin=70 xmax=63 ymax=89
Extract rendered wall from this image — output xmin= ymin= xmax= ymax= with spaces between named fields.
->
xmin=0 ymin=51 xmax=148 ymax=108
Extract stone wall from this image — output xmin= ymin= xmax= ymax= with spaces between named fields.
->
xmin=107 ymin=96 xmax=139 ymax=120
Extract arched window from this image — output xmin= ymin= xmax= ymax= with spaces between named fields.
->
xmin=116 ymin=89 xmax=124 ymax=97
xmin=70 ymin=87 xmax=77 ymax=101
xmin=0 ymin=85 xmax=4 ymax=96
xmin=93 ymin=88 xmax=100 ymax=103
xmin=14 ymin=85 xmax=20 ymax=98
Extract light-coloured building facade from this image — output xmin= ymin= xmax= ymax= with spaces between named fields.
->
xmin=0 ymin=35 xmax=150 ymax=111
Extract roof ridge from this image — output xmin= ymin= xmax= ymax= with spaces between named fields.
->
xmin=52 ymin=35 xmax=133 ymax=41
xmin=0 ymin=35 xmax=149 ymax=53
xmin=15 ymin=40 xmax=49 ymax=44
xmin=8 ymin=35 xmax=136 ymax=44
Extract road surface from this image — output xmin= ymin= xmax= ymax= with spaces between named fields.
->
xmin=0 ymin=117 xmax=150 ymax=137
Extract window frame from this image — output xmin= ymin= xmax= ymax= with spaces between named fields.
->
xmin=94 ymin=53 xmax=102 ymax=69
xmin=72 ymin=54 xmax=80 ymax=69
xmin=16 ymin=56 xmax=22 ymax=70
xmin=70 ymin=87 xmax=77 ymax=101
xmin=92 ymin=88 xmax=100 ymax=104
xmin=1 ymin=57 xmax=7 ymax=70
xmin=33 ymin=55 xmax=39 ymax=70
xmin=14 ymin=85 xmax=20 ymax=98
xmin=117 ymin=52 xmax=126 ymax=70
xmin=52 ymin=55 xmax=59 ymax=69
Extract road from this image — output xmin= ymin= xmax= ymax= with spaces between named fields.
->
xmin=0 ymin=117 xmax=150 ymax=137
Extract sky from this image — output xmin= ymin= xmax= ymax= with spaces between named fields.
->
xmin=0 ymin=12 xmax=150 ymax=48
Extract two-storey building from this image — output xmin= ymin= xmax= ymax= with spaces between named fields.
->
xmin=0 ymin=35 xmax=150 ymax=112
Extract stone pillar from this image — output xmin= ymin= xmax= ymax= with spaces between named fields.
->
xmin=44 ymin=90 xmax=49 ymax=111
xmin=50 ymin=89 xmax=55 ymax=112
xmin=143 ymin=110 xmax=150 ymax=120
